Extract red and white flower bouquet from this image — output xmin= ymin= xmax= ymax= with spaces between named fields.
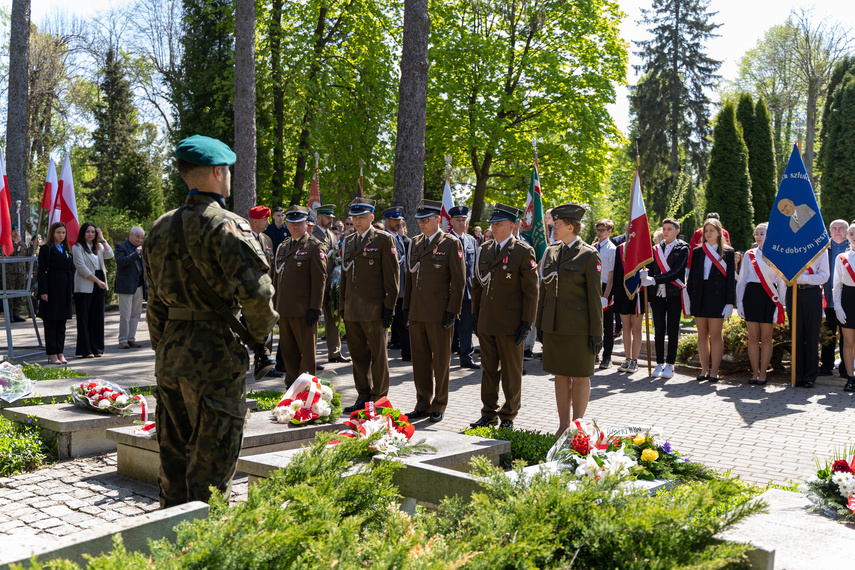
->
xmin=70 ymin=379 xmax=146 ymax=419
xmin=328 ymin=397 xmax=420 ymax=456
xmin=272 ymin=373 xmax=342 ymax=425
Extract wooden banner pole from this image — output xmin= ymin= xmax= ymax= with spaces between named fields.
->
xmin=791 ymin=284 xmax=797 ymax=387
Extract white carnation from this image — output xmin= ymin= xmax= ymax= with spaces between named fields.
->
xmin=97 ymin=399 xmax=111 ymax=409
xmin=311 ymin=400 xmax=332 ymax=417
xmin=114 ymin=395 xmax=129 ymax=406
xmin=320 ymin=385 xmax=334 ymax=402
xmin=272 ymin=406 xmax=296 ymax=424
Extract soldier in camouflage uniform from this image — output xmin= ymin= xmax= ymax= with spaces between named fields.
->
xmin=143 ymin=135 xmax=277 ymax=508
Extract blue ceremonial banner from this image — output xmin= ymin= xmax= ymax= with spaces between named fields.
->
xmin=762 ymin=144 xmax=829 ymax=286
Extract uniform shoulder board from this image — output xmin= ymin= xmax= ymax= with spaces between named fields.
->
xmin=580 ymin=241 xmax=596 ymax=251
xmin=237 ymin=221 xmax=252 ymax=232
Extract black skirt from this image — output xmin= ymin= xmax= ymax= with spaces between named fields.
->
xmin=841 ymin=286 xmax=855 ymax=330
xmin=694 ymin=278 xmax=726 ymax=319
xmin=743 ymin=282 xmax=777 ymax=324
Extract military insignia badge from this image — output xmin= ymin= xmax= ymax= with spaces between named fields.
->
xmin=319 ymin=251 xmax=325 ymax=260
xmin=238 ymin=222 xmax=251 ymax=232
xmin=457 ymin=249 xmax=463 ymax=259
xmin=391 ymin=246 xmax=397 ymax=256
xmin=596 ymin=263 xmax=602 ymax=273
xmin=530 ymin=258 xmax=537 ymax=269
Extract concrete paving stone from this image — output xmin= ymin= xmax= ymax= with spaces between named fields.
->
xmin=0 ymin=519 xmax=26 ymax=532
xmin=18 ymin=511 xmax=50 ymax=524
xmin=61 ymin=511 xmax=95 ymax=525
xmin=4 ymin=506 xmax=37 ymax=518
xmin=3 ymin=490 xmax=36 ymax=501
xmin=44 ymin=523 xmax=79 ymax=536
xmin=42 ymin=505 xmax=75 ymax=518
xmin=30 ymin=517 xmax=63 ymax=530
xmin=63 ymin=498 xmax=92 ymax=510
xmin=0 ymin=476 xmax=13 ymax=486
xmin=78 ymin=505 xmax=104 ymax=516
xmin=29 ymin=499 xmax=59 ymax=509
xmin=114 ymin=505 xmax=145 ymax=517
xmin=32 ymin=486 xmax=58 ymax=496
xmin=76 ymin=518 xmax=108 ymax=530
xmin=98 ymin=510 xmax=122 ymax=521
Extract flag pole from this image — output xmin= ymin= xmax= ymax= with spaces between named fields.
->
xmin=358 ymin=158 xmax=364 ymax=198
xmin=635 ymin=141 xmax=652 ymax=378
xmin=789 ymin=130 xmax=805 ymax=387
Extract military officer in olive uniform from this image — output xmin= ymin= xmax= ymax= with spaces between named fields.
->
xmin=449 ymin=205 xmax=480 ymax=368
xmin=340 ymin=198 xmax=400 ymax=412
xmin=274 ymin=206 xmax=327 ymax=385
xmin=313 ymin=203 xmax=350 ymax=363
xmin=143 ymin=135 xmax=277 ymax=508
xmin=404 ymin=200 xmax=465 ymax=422
xmin=469 ymin=204 xmax=538 ymax=429
xmin=383 ymin=206 xmax=411 ymax=360
xmin=536 ymin=203 xmax=603 ymax=436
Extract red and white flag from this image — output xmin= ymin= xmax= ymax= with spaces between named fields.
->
xmin=623 ymin=171 xmax=653 ymax=298
xmin=440 ymin=179 xmax=454 ymax=233
xmin=308 ymin=167 xmax=322 ymax=214
xmin=50 ymin=154 xmax=80 ymax=247
xmin=0 ymin=153 xmax=13 ymax=255
xmin=42 ymin=157 xmax=58 ymax=211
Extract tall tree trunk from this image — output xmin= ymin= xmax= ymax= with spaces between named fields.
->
xmin=233 ymin=0 xmax=257 ymax=217
xmin=393 ymin=0 xmax=430 ymax=234
xmin=7 ymin=0 xmax=30 ymax=229
xmin=271 ymin=0 xmax=285 ymax=205
xmin=804 ymin=82 xmax=818 ymax=183
xmin=470 ymin=149 xmax=492 ymax=225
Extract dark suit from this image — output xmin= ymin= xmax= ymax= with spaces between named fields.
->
xmin=822 ymin=241 xmax=850 ymax=376
xmin=451 ymin=230 xmax=478 ymax=364
xmin=37 ymin=244 xmax=75 ymax=355
xmin=472 ymin=236 xmax=538 ymax=420
xmin=341 ymin=227 xmax=400 ymax=401
xmin=647 ymin=239 xmax=689 ymax=365
xmin=687 ymin=247 xmax=736 ymax=317
xmin=114 ymin=238 xmax=147 ymax=345
xmin=389 ymin=232 xmax=412 ymax=359
xmin=404 ymin=231 xmax=465 ymax=413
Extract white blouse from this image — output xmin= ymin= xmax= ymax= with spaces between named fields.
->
xmin=702 ymin=243 xmax=727 ymax=280
xmin=833 ymin=250 xmax=855 ymax=310
xmin=736 ymin=248 xmax=786 ymax=315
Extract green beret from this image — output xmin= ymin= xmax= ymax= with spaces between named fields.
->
xmin=175 ymin=135 xmax=236 ymax=166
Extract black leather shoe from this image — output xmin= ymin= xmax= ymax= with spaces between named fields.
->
xmin=407 ymin=409 xmax=430 ymax=420
xmin=401 ymin=355 xmax=412 ymax=362
xmin=316 ymin=364 xmax=325 ymax=371
xmin=470 ymin=416 xmax=498 ymax=428
xmin=818 ymin=368 xmax=833 ymax=376
xmin=499 ymin=420 xmax=514 ymax=429
xmin=329 ymin=356 xmax=351 ymax=363
xmin=844 ymin=379 xmax=855 ymax=392
xmin=460 ymin=361 xmax=481 ymax=369
xmin=388 ymin=343 xmax=401 ymax=350
xmin=343 ymin=400 xmax=367 ymax=413
xmin=266 ymin=369 xmax=285 ymax=378
xmin=253 ymin=354 xmax=276 ymax=381
xmin=804 ymin=381 xmax=815 ymax=388
xmin=12 ymin=315 xmax=25 ymax=323
xmin=429 ymin=412 xmax=443 ymax=422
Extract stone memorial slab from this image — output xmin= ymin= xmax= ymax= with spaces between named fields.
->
xmin=0 ymin=375 xmax=156 ymax=409
xmin=504 ymin=461 xmax=675 ymax=495
xmin=107 ymin=412 xmax=346 ymax=485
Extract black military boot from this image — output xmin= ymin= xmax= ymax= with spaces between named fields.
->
xmin=253 ymin=351 xmax=276 ymax=381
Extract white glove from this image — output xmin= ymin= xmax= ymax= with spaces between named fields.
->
xmin=737 ymin=306 xmax=745 ymax=319
xmin=722 ymin=304 xmax=733 ymax=319
xmin=837 ymin=308 xmax=847 ymax=325
xmin=656 ymin=284 xmax=666 ymax=298
xmin=639 ymin=269 xmax=656 ymax=287
xmin=601 ymin=297 xmax=608 ymax=309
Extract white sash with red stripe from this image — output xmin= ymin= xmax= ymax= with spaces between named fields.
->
xmin=805 ymin=265 xmax=828 ymax=310
xmin=702 ymin=243 xmax=727 ymax=277
xmin=653 ymin=244 xmax=690 ymax=316
xmin=747 ymin=249 xmax=785 ymax=324
xmin=841 ymin=253 xmax=855 ymax=283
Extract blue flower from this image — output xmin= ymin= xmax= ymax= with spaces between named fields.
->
xmin=661 ymin=442 xmax=672 ymax=454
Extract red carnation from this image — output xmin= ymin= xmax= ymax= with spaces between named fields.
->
xmin=832 ymin=460 xmax=853 ymax=474
xmin=571 ymin=432 xmax=591 ymax=456
xmin=87 ymin=390 xmax=97 ymax=398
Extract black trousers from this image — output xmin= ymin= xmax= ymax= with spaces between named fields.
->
xmin=454 ymin=298 xmax=475 ymax=363
xmin=391 ymin=297 xmax=410 ymax=359
xmin=74 ymin=271 xmax=106 ymax=356
xmin=650 ymin=294 xmax=682 ymax=365
xmin=821 ymin=308 xmax=849 ymax=377
xmin=786 ymin=285 xmax=822 ymax=385
xmin=600 ymin=283 xmax=614 ymax=361
xmin=43 ymin=319 xmax=68 ymax=355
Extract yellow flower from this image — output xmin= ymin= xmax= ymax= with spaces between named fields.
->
xmin=641 ymin=449 xmax=659 ymax=462
xmin=633 ymin=434 xmax=647 ymax=445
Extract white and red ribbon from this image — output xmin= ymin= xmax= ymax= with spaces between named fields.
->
xmin=653 ymin=246 xmax=690 ymax=316
xmin=702 ymin=243 xmax=727 ymax=277
xmin=748 ymin=250 xmax=785 ymax=324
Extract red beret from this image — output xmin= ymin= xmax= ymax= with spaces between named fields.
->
xmin=249 ymin=206 xmax=271 ymax=220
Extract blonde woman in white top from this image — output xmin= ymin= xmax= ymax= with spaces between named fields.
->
xmin=832 ymin=222 xmax=855 ymax=392
xmin=736 ymin=223 xmax=786 ymax=385
xmin=72 ymin=223 xmax=114 ymax=358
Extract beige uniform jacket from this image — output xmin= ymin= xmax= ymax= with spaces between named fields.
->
xmin=536 ymin=240 xmax=603 ymax=337
xmin=274 ymin=233 xmax=327 ymax=319
xmin=472 ymin=236 xmax=539 ymax=335
xmin=404 ymin=231 xmax=465 ymax=323
xmin=340 ymin=226 xmax=399 ymax=321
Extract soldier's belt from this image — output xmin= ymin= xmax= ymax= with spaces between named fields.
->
xmin=167 ymin=307 xmax=239 ymax=321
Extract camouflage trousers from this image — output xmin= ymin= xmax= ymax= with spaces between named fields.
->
xmin=154 ymin=372 xmax=247 ymax=508
xmin=3 ymin=272 xmax=27 ymax=316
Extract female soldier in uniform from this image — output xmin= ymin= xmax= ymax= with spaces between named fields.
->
xmin=537 ymin=204 xmax=603 ymax=437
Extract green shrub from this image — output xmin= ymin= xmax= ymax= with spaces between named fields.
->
xmin=13 ymin=362 xmax=90 ymax=381
xmin=0 ymin=415 xmax=46 ymax=476
xmin=246 ymin=389 xmax=284 ymax=412
xmin=464 ymin=426 xmax=557 ymax=469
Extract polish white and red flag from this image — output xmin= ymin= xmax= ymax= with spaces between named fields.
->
xmin=50 ymin=154 xmax=80 ymax=247
xmin=623 ymin=171 xmax=653 ymax=298
xmin=0 ymin=152 xmax=13 ymax=255
xmin=440 ymin=179 xmax=454 ymax=233
xmin=42 ymin=157 xmax=58 ymax=211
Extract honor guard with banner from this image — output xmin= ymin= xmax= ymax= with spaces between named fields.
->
xmin=340 ymin=198 xmax=400 ymax=412
xmin=274 ymin=206 xmax=327 ymax=385
xmin=143 ymin=135 xmax=277 ymax=508
xmin=404 ymin=200 xmax=465 ymax=422
xmin=313 ymin=203 xmax=350 ymax=364
xmin=470 ymin=204 xmax=538 ymax=429
xmin=383 ymin=206 xmax=412 ymax=361
xmin=762 ymin=145 xmax=830 ymax=389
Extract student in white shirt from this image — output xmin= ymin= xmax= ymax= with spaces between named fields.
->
xmin=832 ymin=222 xmax=855 ymax=393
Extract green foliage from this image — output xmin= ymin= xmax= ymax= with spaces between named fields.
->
xmin=37 ymin=437 xmax=765 ymax=569
xmin=807 ymin=444 xmax=855 ymax=522
xmin=16 ymin=362 xmax=89 ymax=381
xmin=677 ymin=317 xmax=797 ymax=372
xmin=0 ymin=415 xmax=47 ymax=476
xmin=246 ymin=389 xmax=284 ymax=412
xmin=818 ymin=57 xmax=855 ymax=223
xmin=463 ymin=426 xmax=557 ymax=469
xmin=751 ymin=99 xmax=778 ymax=223
xmin=706 ymin=102 xmax=754 ymax=250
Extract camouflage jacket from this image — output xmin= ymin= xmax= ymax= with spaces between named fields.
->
xmin=143 ymin=193 xmax=278 ymax=377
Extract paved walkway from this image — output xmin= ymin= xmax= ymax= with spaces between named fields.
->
xmin=2 ymin=309 xmax=855 ymax=547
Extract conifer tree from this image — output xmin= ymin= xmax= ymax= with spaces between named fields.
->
xmin=90 ymin=47 xmax=138 ymax=210
xmin=818 ymin=59 xmax=855 ymax=223
xmin=751 ymin=99 xmax=777 ymax=223
xmin=631 ymin=0 xmax=721 ymax=220
xmin=705 ymin=102 xmax=754 ymax=250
